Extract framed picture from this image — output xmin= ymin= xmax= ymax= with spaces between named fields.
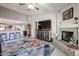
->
xmin=63 ymin=7 xmax=73 ymax=20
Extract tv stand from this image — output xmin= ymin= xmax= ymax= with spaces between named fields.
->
xmin=53 ymin=39 xmax=79 ymax=56
xmin=36 ymin=30 xmax=52 ymax=42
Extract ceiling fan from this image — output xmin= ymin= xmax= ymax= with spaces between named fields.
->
xmin=19 ymin=3 xmax=39 ymax=11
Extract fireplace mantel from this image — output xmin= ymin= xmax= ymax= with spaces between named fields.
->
xmin=59 ymin=24 xmax=78 ymax=28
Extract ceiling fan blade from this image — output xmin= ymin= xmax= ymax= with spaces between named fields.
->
xmin=35 ymin=7 xmax=39 ymax=10
xmin=19 ymin=3 xmax=26 ymax=5
xmin=27 ymin=9 xmax=31 ymax=11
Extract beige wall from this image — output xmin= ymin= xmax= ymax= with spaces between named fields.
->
xmin=0 ymin=6 xmax=28 ymax=24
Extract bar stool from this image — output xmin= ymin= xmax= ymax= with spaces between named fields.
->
xmin=9 ymin=33 xmax=15 ymax=40
xmin=15 ymin=32 xmax=20 ymax=39
xmin=0 ymin=33 xmax=7 ymax=41
xmin=0 ymin=38 xmax=2 ymax=56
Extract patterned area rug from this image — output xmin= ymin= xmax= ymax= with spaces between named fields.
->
xmin=2 ymin=38 xmax=54 ymax=56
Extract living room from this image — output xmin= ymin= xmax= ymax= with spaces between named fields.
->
xmin=28 ymin=3 xmax=79 ymax=56
xmin=0 ymin=3 xmax=79 ymax=56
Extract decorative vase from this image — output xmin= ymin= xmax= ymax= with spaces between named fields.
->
xmin=74 ymin=17 xmax=78 ymax=24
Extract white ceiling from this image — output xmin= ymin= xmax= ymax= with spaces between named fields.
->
xmin=0 ymin=3 xmax=71 ymax=15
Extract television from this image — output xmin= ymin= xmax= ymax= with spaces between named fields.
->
xmin=38 ymin=20 xmax=51 ymax=30
xmin=62 ymin=31 xmax=73 ymax=42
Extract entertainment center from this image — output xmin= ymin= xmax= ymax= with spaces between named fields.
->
xmin=36 ymin=20 xmax=52 ymax=42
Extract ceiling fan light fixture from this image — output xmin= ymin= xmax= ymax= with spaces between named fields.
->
xmin=19 ymin=3 xmax=39 ymax=11
xmin=27 ymin=4 xmax=34 ymax=10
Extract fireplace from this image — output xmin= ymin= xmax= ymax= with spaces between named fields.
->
xmin=59 ymin=27 xmax=78 ymax=41
xmin=62 ymin=31 xmax=73 ymax=42
xmin=58 ymin=27 xmax=78 ymax=48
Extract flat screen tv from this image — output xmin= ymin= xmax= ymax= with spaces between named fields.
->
xmin=38 ymin=20 xmax=51 ymax=30
xmin=62 ymin=31 xmax=73 ymax=42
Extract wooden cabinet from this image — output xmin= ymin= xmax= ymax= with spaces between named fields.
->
xmin=36 ymin=30 xmax=52 ymax=42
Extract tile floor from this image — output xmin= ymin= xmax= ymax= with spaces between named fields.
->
xmin=51 ymin=48 xmax=67 ymax=56
xmin=40 ymin=40 xmax=67 ymax=56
